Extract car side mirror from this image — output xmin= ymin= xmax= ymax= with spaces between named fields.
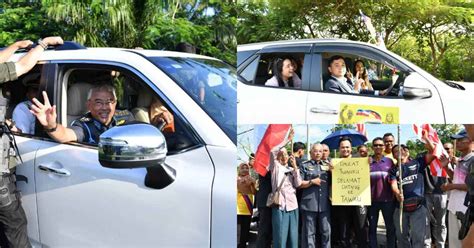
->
xmin=402 ymin=86 xmax=432 ymax=99
xmin=98 ymin=123 xmax=167 ymax=169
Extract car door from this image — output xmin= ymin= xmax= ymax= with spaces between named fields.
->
xmin=26 ymin=61 xmax=216 ymax=247
xmin=15 ymin=136 xmax=42 ymax=247
xmin=237 ymin=44 xmax=312 ymax=124
xmin=12 ymin=63 xmax=56 ymax=247
xmin=306 ymin=44 xmax=445 ymax=124
xmin=33 ymin=141 xmax=213 ymax=247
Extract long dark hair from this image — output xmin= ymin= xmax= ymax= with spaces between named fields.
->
xmin=354 ymin=59 xmax=373 ymax=90
xmin=354 ymin=60 xmax=369 ymax=81
xmin=273 ymin=57 xmax=294 ymax=87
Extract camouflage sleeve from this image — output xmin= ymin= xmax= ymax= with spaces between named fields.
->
xmin=0 ymin=62 xmax=17 ymax=84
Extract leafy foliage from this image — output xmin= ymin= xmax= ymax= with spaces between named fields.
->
xmin=0 ymin=2 xmax=62 ymax=45
xmin=0 ymin=1 xmax=235 ymax=64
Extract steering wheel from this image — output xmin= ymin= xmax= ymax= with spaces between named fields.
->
xmin=384 ymin=73 xmax=405 ymax=97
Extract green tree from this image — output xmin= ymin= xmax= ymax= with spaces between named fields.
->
xmin=409 ymin=2 xmax=473 ymax=75
xmin=431 ymin=124 xmax=462 ymax=144
xmin=42 ymin=0 xmax=151 ymax=47
xmin=331 ymin=124 xmax=356 ymax=132
xmin=40 ymin=0 xmax=236 ymax=63
xmin=0 ymin=2 xmax=63 ymax=46
xmin=237 ymin=0 xmax=474 ymax=81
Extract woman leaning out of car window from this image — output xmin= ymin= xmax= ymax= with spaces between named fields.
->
xmin=265 ymin=57 xmax=302 ymax=89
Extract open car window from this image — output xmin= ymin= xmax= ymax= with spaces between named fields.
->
xmin=242 ymin=52 xmax=306 ymax=88
xmin=320 ymin=52 xmax=405 ymax=97
xmin=59 ymin=65 xmax=200 ymax=154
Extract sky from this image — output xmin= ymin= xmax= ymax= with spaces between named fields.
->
xmin=237 ymin=124 xmax=419 ymax=163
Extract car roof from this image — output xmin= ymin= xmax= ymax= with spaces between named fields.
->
xmin=238 ymin=38 xmax=379 ymax=51
xmin=113 ymin=48 xmax=221 ymax=61
xmin=9 ymin=47 xmax=221 ymax=62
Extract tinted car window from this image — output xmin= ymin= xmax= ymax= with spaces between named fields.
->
xmin=239 ymin=56 xmax=259 ymax=83
xmin=237 ymin=50 xmax=257 ymax=66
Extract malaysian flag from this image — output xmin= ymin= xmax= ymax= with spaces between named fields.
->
xmin=356 ymin=124 xmax=368 ymax=138
xmin=356 ymin=109 xmax=382 ymax=121
xmin=413 ymin=124 xmax=448 ymax=177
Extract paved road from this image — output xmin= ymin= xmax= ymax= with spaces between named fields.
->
xmin=246 ymin=210 xmax=388 ymax=248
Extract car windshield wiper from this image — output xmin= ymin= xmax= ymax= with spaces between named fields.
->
xmin=443 ymin=80 xmax=465 ymax=90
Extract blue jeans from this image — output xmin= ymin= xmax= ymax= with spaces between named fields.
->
xmin=368 ymin=201 xmax=396 ymax=248
xmin=272 ymin=208 xmax=299 ymax=248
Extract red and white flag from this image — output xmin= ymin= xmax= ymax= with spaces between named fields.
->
xmin=413 ymin=124 xmax=448 ymax=177
xmin=356 ymin=124 xmax=368 ymax=138
xmin=253 ymin=124 xmax=291 ymax=177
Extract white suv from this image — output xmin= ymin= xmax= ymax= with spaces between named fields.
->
xmin=238 ymin=39 xmax=474 ymax=124
xmin=7 ymin=43 xmax=236 ymax=247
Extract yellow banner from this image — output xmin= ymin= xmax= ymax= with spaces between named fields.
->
xmin=338 ymin=103 xmax=399 ymax=124
xmin=332 ymin=157 xmax=371 ymax=206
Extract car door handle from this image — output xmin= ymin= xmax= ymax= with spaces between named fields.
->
xmin=38 ymin=165 xmax=71 ymax=177
xmin=310 ymin=107 xmax=338 ymax=115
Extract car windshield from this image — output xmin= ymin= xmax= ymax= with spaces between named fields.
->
xmin=150 ymin=56 xmax=236 ymax=143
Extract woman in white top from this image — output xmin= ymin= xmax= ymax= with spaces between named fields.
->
xmin=265 ymin=57 xmax=302 ymax=89
xmin=269 ymin=129 xmax=302 ymax=248
xmin=353 ymin=60 xmax=374 ymax=91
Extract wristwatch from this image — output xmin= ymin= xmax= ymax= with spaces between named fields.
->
xmin=44 ymin=123 xmax=58 ymax=132
xmin=37 ymin=39 xmax=48 ymax=50
xmin=308 ymin=180 xmax=313 ymax=186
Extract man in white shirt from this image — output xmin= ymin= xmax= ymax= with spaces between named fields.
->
xmin=442 ymin=130 xmax=473 ymax=247
xmin=12 ymin=73 xmax=39 ymax=134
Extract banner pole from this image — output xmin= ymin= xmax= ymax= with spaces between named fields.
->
xmin=307 ymin=124 xmax=310 ymax=159
xmin=398 ymin=125 xmax=403 ymax=233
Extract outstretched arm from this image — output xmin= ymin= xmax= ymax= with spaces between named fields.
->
xmin=0 ymin=40 xmax=33 ymax=63
xmin=422 ymin=130 xmax=437 ymax=164
xmin=30 ymin=91 xmax=77 ymax=143
xmin=15 ymin=37 xmax=63 ymax=77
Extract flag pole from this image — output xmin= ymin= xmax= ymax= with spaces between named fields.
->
xmin=291 ymin=124 xmax=294 ymax=158
xmin=307 ymin=124 xmax=310 ymax=159
xmin=453 ymin=140 xmax=456 ymax=159
xmin=398 ymin=124 xmax=403 ymax=233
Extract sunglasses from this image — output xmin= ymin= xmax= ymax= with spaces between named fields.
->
xmin=373 ymin=144 xmax=384 ymax=147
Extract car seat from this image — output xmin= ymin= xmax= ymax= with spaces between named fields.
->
xmin=254 ymin=60 xmax=272 ymax=85
xmin=131 ymin=88 xmax=153 ymax=123
xmin=322 ymin=58 xmax=330 ymax=87
xmin=67 ymin=82 xmax=93 ymax=126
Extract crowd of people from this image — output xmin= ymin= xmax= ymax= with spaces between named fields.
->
xmin=237 ymin=127 xmax=474 ymax=248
